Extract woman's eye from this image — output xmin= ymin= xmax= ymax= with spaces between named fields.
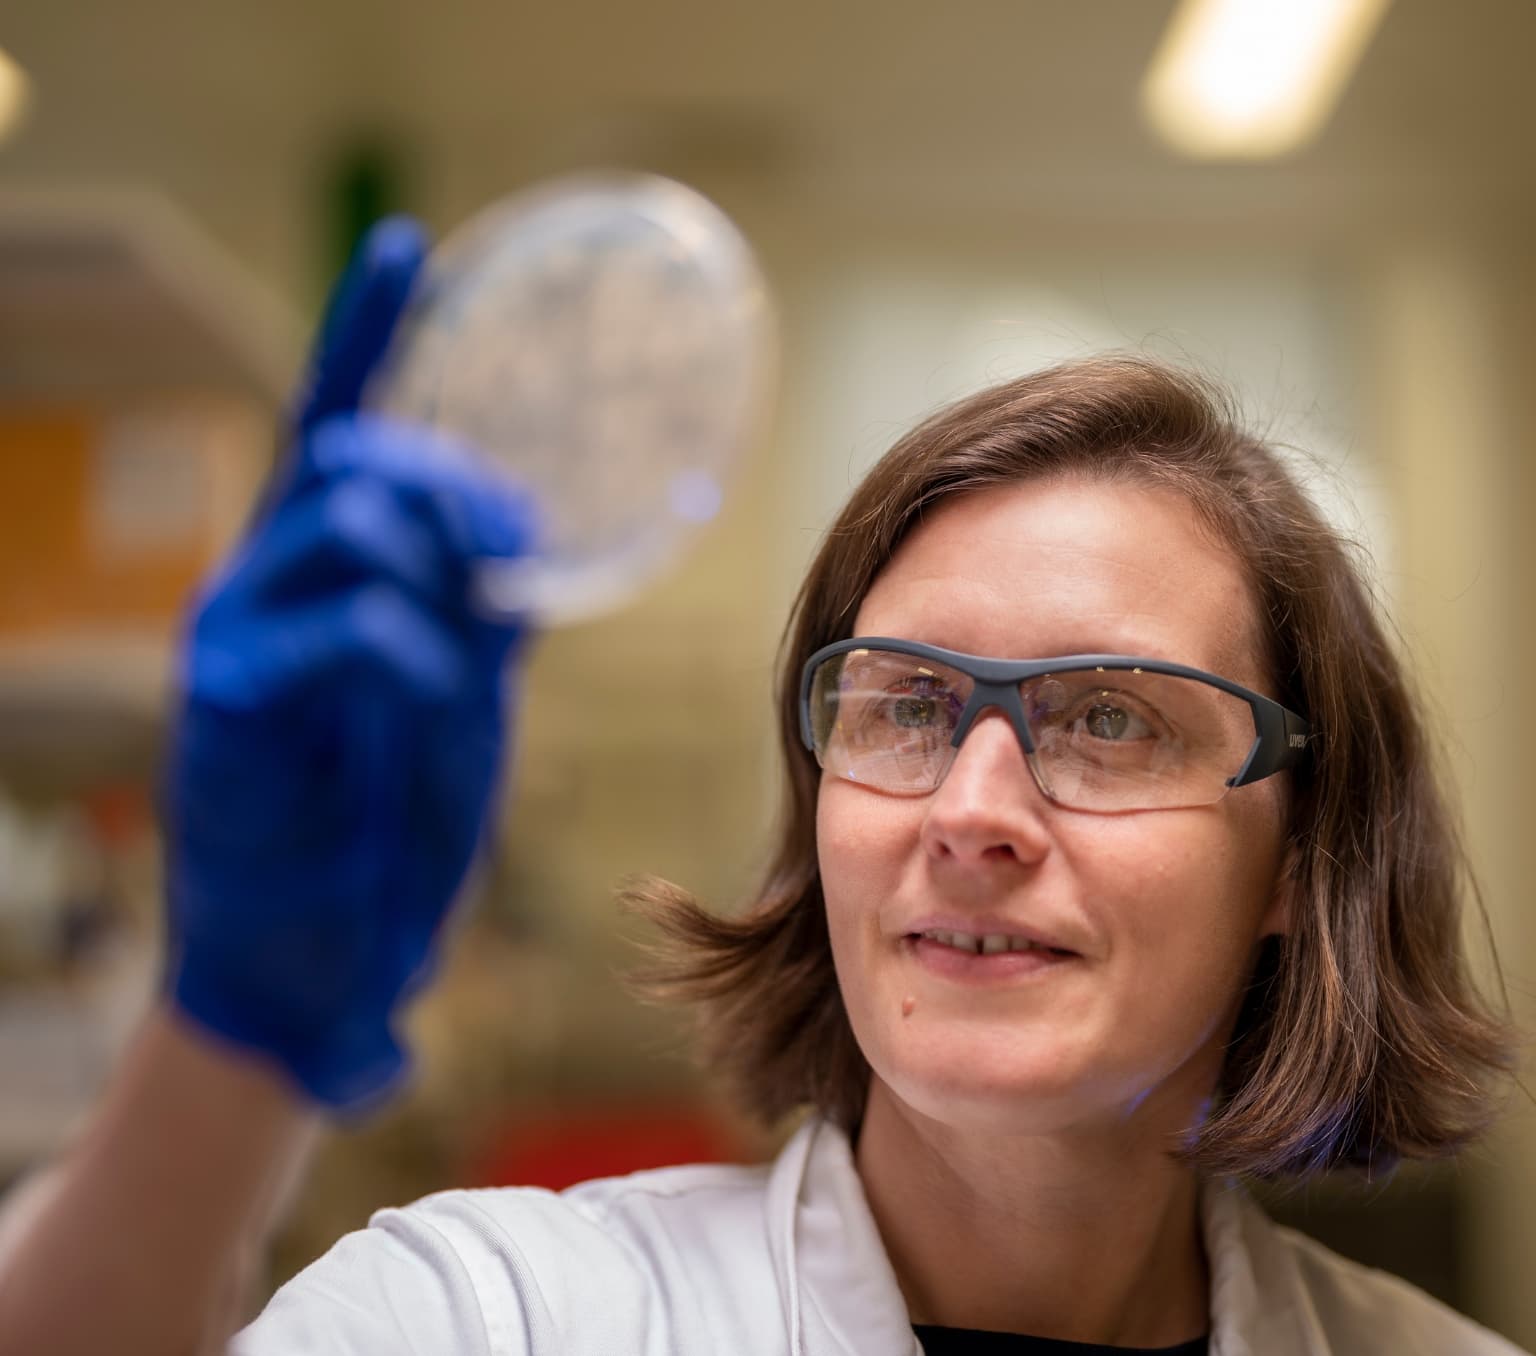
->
xmin=862 ymin=674 xmax=961 ymax=735
xmin=1082 ymin=701 xmax=1153 ymax=741
xmin=890 ymin=695 xmax=940 ymax=728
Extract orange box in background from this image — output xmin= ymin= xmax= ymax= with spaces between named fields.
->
xmin=0 ymin=401 xmax=269 ymax=641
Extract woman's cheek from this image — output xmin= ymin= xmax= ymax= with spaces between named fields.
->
xmin=817 ymin=789 xmax=872 ymax=954
xmin=818 ymin=782 xmax=910 ymax=900
xmin=817 ymin=785 xmax=916 ymax=1026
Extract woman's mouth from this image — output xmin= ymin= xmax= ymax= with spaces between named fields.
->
xmin=904 ymin=929 xmax=1079 ymax=981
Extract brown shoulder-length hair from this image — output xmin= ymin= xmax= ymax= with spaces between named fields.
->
xmin=623 ymin=354 xmax=1517 ymax=1179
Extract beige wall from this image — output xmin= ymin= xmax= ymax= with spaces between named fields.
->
xmin=1360 ymin=231 xmax=1536 ymax=1344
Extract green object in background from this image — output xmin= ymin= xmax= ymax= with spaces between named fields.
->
xmin=324 ymin=138 xmax=408 ymax=290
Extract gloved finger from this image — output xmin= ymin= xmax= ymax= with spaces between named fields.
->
xmin=224 ymin=475 xmax=452 ymax=612
xmin=305 ymin=417 xmax=541 ymax=652
xmin=306 ymin=416 xmax=541 ymax=564
xmin=190 ymin=585 xmax=479 ymax=712
xmin=296 ymin=217 xmax=429 ymax=436
xmin=244 ymin=219 xmax=427 ymax=533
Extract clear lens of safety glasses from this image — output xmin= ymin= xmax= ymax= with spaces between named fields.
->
xmin=807 ymin=648 xmax=974 ymax=794
xmin=1018 ymin=668 xmax=1259 ymax=811
xmin=807 ymin=648 xmax=1264 ymax=811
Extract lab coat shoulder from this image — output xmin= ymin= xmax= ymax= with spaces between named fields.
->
xmin=232 ymin=1158 xmax=786 ymax=1356
xmin=1205 ymin=1180 xmax=1530 ymax=1356
xmin=1275 ymin=1221 xmax=1527 ymax=1356
xmin=229 ymin=1190 xmax=505 ymax=1356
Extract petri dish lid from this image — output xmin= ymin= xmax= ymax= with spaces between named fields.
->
xmin=373 ymin=172 xmax=776 ymax=625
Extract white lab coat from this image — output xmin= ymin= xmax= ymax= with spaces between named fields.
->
xmin=233 ymin=1117 xmax=1527 ymax=1354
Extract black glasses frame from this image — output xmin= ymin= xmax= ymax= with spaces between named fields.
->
xmin=798 ymin=636 xmax=1312 ymax=794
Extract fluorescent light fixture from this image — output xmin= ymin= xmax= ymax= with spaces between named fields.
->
xmin=0 ymin=45 xmax=31 ymax=144
xmin=1142 ymin=0 xmax=1392 ymax=159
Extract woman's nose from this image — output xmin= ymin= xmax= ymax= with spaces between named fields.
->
xmin=918 ymin=709 xmax=1053 ymax=868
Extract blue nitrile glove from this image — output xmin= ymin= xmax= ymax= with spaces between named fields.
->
xmin=163 ymin=218 xmax=535 ymax=1110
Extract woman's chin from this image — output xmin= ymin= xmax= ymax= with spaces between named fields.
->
xmin=871 ymin=1059 xmax=1107 ymax=1139
xmin=867 ymin=1037 xmax=1212 ymax=1145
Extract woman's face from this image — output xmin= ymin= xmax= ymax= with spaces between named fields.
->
xmin=817 ymin=476 xmax=1290 ymax=1138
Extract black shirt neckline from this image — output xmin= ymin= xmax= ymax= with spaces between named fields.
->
xmin=912 ymin=1322 xmax=1209 ymax=1355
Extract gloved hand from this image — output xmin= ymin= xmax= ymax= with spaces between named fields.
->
xmin=163 ymin=218 xmax=535 ymax=1110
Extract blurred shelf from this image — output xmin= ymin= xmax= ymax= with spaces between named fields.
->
xmin=0 ymin=187 xmax=292 ymax=791
xmin=0 ymin=185 xmax=302 ymax=406
xmin=0 ymin=634 xmax=169 ymax=785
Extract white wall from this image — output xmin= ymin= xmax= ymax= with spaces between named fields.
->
xmin=780 ymin=237 xmax=1384 ymax=571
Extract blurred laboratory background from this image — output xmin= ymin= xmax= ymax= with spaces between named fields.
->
xmin=0 ymin=0 xmax=1533 ymax=1344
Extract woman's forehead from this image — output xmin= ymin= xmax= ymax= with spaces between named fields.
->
xmin=852 ymin=479 xmax=1266 ymax=682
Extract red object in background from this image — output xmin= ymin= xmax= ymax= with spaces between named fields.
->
xmin=470 ymin=1102 xmax=743 ymax=1191
xmin=82 ymin=782 xmax=151 ymax=849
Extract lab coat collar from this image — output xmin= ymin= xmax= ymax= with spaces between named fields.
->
xmin=1203 ymin=1176 xmax=1325 ymax=1355
xmin=766 ymin=1118 xmax=1326 ymax=1356
xmin=766 ymin=1118 xmax=924 ymax=1356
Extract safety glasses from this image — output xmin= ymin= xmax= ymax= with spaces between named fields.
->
xmin=799 ymin=637 xmax=1311 ymax=812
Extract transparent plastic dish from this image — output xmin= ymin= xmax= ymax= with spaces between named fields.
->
xmin=372 ymin=172 xmax=776 ymax=626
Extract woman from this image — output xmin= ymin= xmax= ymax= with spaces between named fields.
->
xmin=0 ymin=222 xmax=1523 ymax=1355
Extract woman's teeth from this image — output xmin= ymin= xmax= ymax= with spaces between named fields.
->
xmin=917 ymin=929 xmax=1049 ymax=955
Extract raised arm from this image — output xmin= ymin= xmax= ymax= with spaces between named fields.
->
xmin=0 ymin=220 xmax=534 ymax=1356
xmin=0 ymin=1008 xmax=319 ymax=1356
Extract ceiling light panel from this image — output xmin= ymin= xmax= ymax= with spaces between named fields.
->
xmin=1142 ymin=0 xmax=1393 ymax=159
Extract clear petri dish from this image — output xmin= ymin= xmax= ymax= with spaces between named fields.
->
xmin=371 ymin=172 xmax=776 ymax=626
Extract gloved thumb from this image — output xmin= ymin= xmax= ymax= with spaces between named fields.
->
xmin=296 ymin=216 xmax=428 ymax=434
